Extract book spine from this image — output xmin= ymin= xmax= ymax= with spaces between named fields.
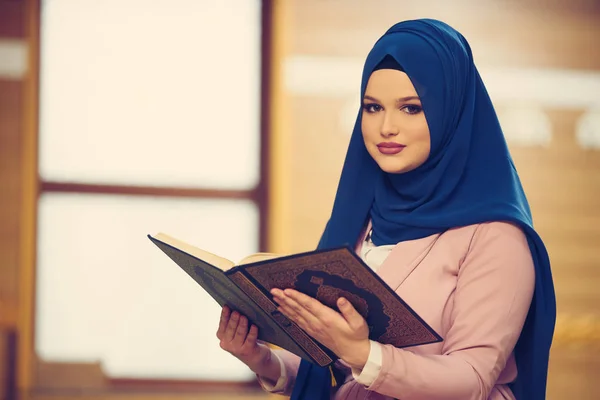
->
xmin=227 ymin=270 xmax=335 ymax=367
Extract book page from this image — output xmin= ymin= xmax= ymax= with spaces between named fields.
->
xmin=237 ymin=252 xmax=281 ymax=265
xmin=152 ymin=233 xmax=235 ymax=271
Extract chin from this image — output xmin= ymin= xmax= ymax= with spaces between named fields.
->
xmin=378 ymin=162 xmax=411 ymax=174
xmin=384 ymin=168 xmax=411 ymax=174
xmin=377 ymin=160 xmax=416 ymax=174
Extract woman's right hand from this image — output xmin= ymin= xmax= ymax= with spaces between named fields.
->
xmin=217 ymin=305 xmax=280 ymax=382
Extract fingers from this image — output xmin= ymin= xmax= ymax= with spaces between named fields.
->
xmin=243 ymin=324 xmax=259 ymax=348
xmin=271 ymin=289 xmax=328 ymax=333
xmin=279 ymin=303 xmax=310 ymax=327
xmin=218 ymin=307 xmax=255 ymax=347
xmin=215 ymin=306 xmax=270 ymax=371
xmin=270 ymin=289 xmax=367 ymax=339
xmin=217 ymin=305 xmax=230 ymax=340
xmin=224 ymin=310 xmax=241 ymax=342
xmin=234 ymin=315 xmax=249 ymax=344
xmin=337 ymin=297 xmax=364 ymax=330
xmin=283 ymin=289 xmax=321 ymax=317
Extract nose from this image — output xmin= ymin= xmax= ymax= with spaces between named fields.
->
xmin=380 ymin=111 xmax=399 ymax=137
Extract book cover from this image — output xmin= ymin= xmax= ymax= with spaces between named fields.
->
xmin=228 ymin=247 xmax=442 ymax=350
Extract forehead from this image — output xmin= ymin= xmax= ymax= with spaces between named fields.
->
xmin=364 ymin=69 xmax=418 ymax=97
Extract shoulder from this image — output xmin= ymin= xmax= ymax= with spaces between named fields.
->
xmin=461 ymin=222 xmax=534 ymax=277
xmin=469 ymin=221 xmax=529 ymax=251
xmin=446 ymin=221 xmax=528 ymax=247
xmin=444 ymin=222 xmax=533 ymax=268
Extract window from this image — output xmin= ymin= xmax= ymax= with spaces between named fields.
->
xmin=35 ymin=0 xmax=268 ymax=383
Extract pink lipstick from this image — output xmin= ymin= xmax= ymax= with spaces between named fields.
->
xmin=377 ymin=142 xmax=406 ymax=155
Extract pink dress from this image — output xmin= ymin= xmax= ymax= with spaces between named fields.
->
xmin=258 ymin=222 xmax=535 ymax=400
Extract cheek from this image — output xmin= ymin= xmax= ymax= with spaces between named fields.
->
xmin=418 ymin=128 xmax=431 ymax=151
xmin=404 ymin=119 xmax=431 ymax=164
xmin=416 ymin=127 xmax=432 ymax=162
xmin=407 ymin=118 xmax=431 ymax=147
xmin=361 ymin=115 xmax=379 ymax=141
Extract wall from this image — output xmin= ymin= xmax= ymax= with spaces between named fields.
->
xmin=270 ymin=1 xmax=600 ymax=399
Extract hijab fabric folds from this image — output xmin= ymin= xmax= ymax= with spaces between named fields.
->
xmin=289 ymin=19 xmax=555 ymax=400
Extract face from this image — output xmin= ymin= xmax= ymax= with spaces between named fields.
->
xmin=361 ymin=69 xmax=431 ymax=174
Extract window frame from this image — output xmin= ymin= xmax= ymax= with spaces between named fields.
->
xmin=18 ymin=0 xmax=274 ymax=393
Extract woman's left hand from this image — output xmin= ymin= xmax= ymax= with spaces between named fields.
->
xmin=270 ymin=288 xmax=371 ymax=370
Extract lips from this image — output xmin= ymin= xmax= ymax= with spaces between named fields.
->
xmin=377 ymin=142 xmax=405 ymax=155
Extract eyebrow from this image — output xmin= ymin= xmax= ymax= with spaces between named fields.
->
xmin=363 ymin=95 xmax=421 ymax=103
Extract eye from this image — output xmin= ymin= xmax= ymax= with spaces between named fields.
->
xmin=362 ymin=103 xmax=382 ymax=113
xmin=401 ymin=104 xmax=423 ymax=115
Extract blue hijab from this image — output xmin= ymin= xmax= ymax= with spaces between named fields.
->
xmin=290 ymin=19 xmax=555 ymax=400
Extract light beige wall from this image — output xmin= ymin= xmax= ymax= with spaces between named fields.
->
xmin=269 ymin=1 xmax=600 ymax=399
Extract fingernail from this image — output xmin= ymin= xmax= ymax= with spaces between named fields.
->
xmin=339 ymin=298 xmax=347 ymax=306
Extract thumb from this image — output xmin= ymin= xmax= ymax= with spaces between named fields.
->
xmin=337 ymin=297 xmax=364 ymax=329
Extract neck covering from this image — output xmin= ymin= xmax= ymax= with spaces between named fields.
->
xmin=289 ymin=18 xmax=555 ymax=400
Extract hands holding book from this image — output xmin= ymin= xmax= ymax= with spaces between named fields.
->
xmin=217 ymin=287 xmax=371 ymax=380
xmin=216 ymin=305 xmax=281 ymax=384
xmin=271 ymin=288 xmax=371 ymax=370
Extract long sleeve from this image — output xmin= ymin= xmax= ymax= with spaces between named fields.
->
xmin=351 ymin=340 xmax=383 ymax=385
xmin=256 ymin=348 xmax=301 ymax=396
xmin=364 ymin=222 xmax=535 ymax=400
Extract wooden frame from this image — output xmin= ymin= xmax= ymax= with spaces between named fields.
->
xmin=18 ymin=0 xmax=276 ymax=395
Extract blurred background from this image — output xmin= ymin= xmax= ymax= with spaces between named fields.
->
xmin=0 ymin=0 xmax=599 ymax=399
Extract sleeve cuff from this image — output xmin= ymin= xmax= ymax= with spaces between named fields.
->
xmin=351 ymin=340 xmax=382 ymax=386
xmin=257 ymin=350 xmax=287 ymax=392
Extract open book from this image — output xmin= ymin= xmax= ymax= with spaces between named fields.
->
xmin=148 ymin=233 xmax=442 ymax=367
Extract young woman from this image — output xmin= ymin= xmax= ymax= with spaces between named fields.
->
xmin=216 ymin=18 xmax=555 ymax=400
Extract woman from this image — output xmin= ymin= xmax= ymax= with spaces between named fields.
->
xmin=216 ymin=18 xmax=555 ymax=400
